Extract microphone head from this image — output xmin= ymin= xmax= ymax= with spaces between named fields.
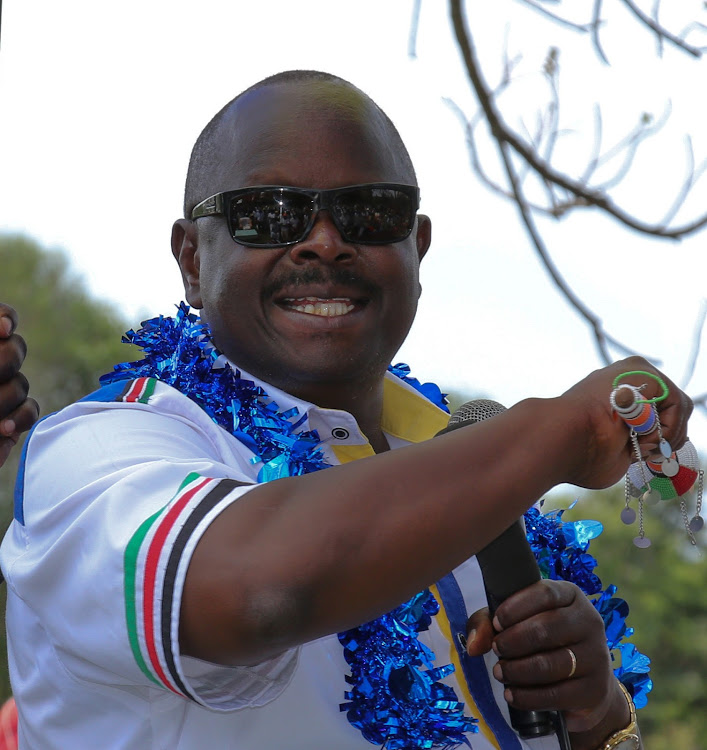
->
xmin=448 ymin=399 xmax=507 ymax=426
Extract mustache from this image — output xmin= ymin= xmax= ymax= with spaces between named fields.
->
xmin=264 ymin=268 xmax=379 ymax=298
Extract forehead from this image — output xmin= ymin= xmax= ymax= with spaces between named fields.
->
xmin=208 ymin=82 xmax=411 ymax=191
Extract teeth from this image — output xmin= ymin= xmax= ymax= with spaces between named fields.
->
xmin=284 ymin=297 xmax=355 ymax=317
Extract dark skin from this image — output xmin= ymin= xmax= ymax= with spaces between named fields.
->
xmin=171 ymin=80 xmax=685 ymax=748
xmin=0 ymin=303 xmax=39 ymax=467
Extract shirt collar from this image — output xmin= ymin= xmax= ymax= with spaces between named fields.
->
xmin=226 ymin=362 xmax=449 ymax=452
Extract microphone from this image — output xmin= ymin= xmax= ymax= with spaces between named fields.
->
xmin=437 ymin=400 xmax=567 ymax=742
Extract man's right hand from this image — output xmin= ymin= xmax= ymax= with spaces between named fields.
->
xmin=0 ymin=303 xmax=39 ymax=467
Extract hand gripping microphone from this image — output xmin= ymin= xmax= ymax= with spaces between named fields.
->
xmin=436 ymin=400 xmax=570 ymax=746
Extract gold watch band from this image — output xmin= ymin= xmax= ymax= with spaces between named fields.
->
xmin=599 ymin=681 xmax=640 ymax=750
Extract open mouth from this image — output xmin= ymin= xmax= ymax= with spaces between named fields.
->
xmin=281 ymin=296 xmax=357 ymax=317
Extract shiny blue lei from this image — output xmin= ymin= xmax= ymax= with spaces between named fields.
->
xmin=101 ymin=303 xmax=651 ymax=748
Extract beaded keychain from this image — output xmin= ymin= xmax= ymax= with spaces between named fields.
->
xmin=609 ymin=371 xmax=704 ymax=548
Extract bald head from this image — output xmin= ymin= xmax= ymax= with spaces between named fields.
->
xmin=183 ymin=71 xmax=417 ymax=218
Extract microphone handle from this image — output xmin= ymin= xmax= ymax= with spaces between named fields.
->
xmin=476 ymin=522 xmax=559 ymax=739
xmin=436 ymin=410 xmax=569 ymax=744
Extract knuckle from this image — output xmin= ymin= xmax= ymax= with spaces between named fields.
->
xmin=13 ymin=372 xmax=30 ymax=397
xmin=0 ymin=337 xmax=26 ymax=378
xmin=13 ymin=333 xmax=27 ymax=357
xmin=525 ymin=618 xmax=552 ymax=646
xmin=14 ymin=398 xmax=41 ymax=431
xmin=538 ymin=578 xmax=574 ymax=607
xmin=0 ymin=378 xmax=29 ymax=418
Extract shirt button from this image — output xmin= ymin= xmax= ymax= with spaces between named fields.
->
xmin=331 ymin=427 xmax=350 ymax=440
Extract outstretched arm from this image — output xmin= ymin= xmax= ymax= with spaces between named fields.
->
xmin=180 ymin=356 xmax=691 ymax=675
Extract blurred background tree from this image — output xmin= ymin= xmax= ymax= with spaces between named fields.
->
xmin=559 ymin=488 xmax=707 ymax=749
xmin=0 ymin=233 xmax=136 ymax=698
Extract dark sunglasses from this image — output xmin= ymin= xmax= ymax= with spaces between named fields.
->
xmin=190 ymin=183 xmax=420 ymax=248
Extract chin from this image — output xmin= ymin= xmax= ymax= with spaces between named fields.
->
xmin=269 ymin=352 xmax=385 ymax=390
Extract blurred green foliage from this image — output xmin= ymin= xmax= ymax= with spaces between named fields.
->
xmin=0 ymin=234 xmax=705 ymax=746
xmin=548 ymin=486 xmax=706 ymax=749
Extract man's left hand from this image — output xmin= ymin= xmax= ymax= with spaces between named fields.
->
xmin=465 ymin=579 xmax=619 ymax=734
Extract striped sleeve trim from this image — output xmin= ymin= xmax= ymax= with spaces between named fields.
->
xmin=124 ymin=472 xmax=243 ymax=701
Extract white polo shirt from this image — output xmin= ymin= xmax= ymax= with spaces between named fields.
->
xmin=1 ymin=369 xmax=560 ymax=750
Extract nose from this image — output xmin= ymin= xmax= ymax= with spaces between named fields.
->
xmin=288 ymin=210 xmax=356 ymax=265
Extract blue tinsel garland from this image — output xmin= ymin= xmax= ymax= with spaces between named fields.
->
xmin=524 ymin=505 xmax=652 ymax=708
xmin=101 ymin=303 xmax=651 ymax=747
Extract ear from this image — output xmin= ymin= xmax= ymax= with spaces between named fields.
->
xmin=415 ymin=214 xmax=431 ymax=262
xmin=171 ymin=219 xmax=203 ymax=309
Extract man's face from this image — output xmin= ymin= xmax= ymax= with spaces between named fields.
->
xmin=174 ymin=83 xmax=431 ymax=397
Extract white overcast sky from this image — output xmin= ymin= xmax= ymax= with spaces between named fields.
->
xmin=1 ymin=0 xmax=706 ymax=477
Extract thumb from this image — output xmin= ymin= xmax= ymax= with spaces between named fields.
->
xmin=465 ymin=607 xmax=495 ymax=657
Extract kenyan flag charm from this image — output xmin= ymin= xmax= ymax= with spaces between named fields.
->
xmin=622 ymin=440 xmax=704 ymax=548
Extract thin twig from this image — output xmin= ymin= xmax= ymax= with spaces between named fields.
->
xmin=515 ymin=0 xmax=594 ymax=33
xmin=591 ymin=0 xmax=610 ymax=65
xmin=408 ymin=0 xmax=422 ymax=59
xmin=594 ymin=108 xmax=671 ymax=192
xmin=619 ymin=0 xmax=703 ymax=58
xmin=659 ymin=136 xmax=696 ymax=228
xmin=579 ymin=104 xmax=603 ymax=184
xmin=681 ymin=301 xmax=707 ymax=390
xmin=681 ymin=21 xmax=707 ymax=49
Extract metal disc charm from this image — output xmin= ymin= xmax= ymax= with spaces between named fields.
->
xmin=689 ymin=515 xmax=704 ymax=533
xmin=661 ymin=458 xmax=679 ymax=478
xmin=621 ymin=507 xmax=637 ymax=525
xmin=642 ymin=488 xmax=661 ymax=506
xmin=659 ymin=439 xmax=672 ymax=458
xmin=633 ymin=536 xmax=652 ymax=548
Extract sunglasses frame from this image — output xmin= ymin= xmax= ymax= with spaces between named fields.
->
xmin=190 ymin=182 xmax=421 ymax=248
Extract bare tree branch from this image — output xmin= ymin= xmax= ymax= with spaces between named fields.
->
xmin=514 ymin=0 xmax=596 ymax=34
xmin=475 ymin=95 xmax=707 ymax=236
xmin=681 ymin=21 xmax=707 ymax=49
xmin=428 ymin=0 xmax=706 ymax=400
xmin=516 ymin=0 xmax=704 ymax=60
xmin=620 ymin=0 xmax=703 ymax=58
xmin=659 ymin=136 xmax=707 ymax=228
xmin=591 ymin=0 xmax=610 ymax=64
xmin=651 ymin=0 xmax=664 ymax=57
xmin=446 ymin=2 xmax=707 ymax=237
xmin=448 ymin=0 xmax=663 ymax=365
xmin=593 ymin=106 xmax=671 ymax=191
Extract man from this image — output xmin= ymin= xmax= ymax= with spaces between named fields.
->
xmin=0 ymin=303 xmax=38 ymax=467
xmin=1 ymin=71 xmax=691 ymax=749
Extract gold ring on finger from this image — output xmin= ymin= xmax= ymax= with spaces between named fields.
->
xmin=566 ymin=647 xmax=577 ymax=679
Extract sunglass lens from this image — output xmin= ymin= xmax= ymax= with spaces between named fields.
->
xmin=228 ymin=189 xmax=313 ymax=246
xmin=332 ymin=187 xmax=415 ymax=243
